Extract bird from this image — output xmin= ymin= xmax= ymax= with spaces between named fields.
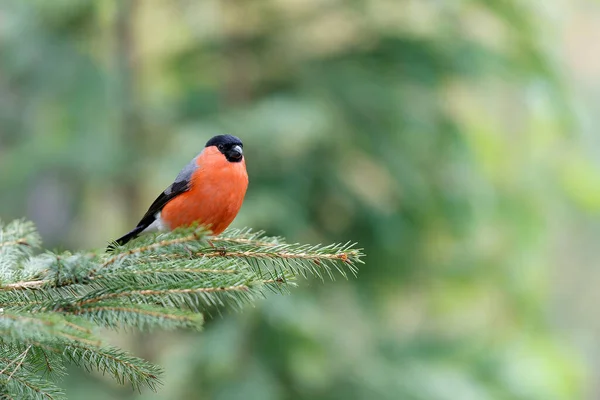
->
xmin=109 ymin=134 xmax=248 ymax=249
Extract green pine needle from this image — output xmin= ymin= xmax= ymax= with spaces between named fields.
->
xmin=0 ymin=219 xmax=363 ymax=398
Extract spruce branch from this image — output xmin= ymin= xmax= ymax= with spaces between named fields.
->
xmin=0 ymin=345 xmax=32 ymax=379
xmin=67 ymin=303 xmax=203 ymax=331
xmin=0 ymin=360 xmax=65 ymax=400
xmin=0 ymin=220 xmax=363 ymax=398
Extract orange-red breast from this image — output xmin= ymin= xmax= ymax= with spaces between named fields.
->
xmin=110 ymin=135 xmax=248 ymax=248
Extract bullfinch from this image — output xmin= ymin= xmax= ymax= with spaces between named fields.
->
xmin=110 ymin=134 xmax=248 ymax=248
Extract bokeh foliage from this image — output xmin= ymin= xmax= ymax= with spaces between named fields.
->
xmin=0 ymin=0 xmax=591 ymax=399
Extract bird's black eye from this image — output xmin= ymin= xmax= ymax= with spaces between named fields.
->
xmin=217 ymin=144 xmax=225 ymax=151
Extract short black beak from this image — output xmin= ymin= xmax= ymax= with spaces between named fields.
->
xmin=228 ymin=145 xmax=243 ymax=161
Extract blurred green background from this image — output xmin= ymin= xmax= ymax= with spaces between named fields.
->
xmin=2 ymin=0 xmax=600 ymax=399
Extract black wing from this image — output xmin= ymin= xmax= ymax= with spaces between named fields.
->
xmin=107 ymin=181 xmax=190 ymax=250
xmin=108 ymin=155 xmax=200 ymax=251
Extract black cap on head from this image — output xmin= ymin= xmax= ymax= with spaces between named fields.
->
xmin=205 ymin=134 xmax=243 ymax=148
xmin=206 ymin=135 xmax=244 ymax=162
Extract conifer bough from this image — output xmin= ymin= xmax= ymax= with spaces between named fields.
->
xmin=0 ymin=219 xmax=363 ymax=399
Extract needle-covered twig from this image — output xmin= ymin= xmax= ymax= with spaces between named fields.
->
xmin=0 ymin=220 xmax=363 ymax=399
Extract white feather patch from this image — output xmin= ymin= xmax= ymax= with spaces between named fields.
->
xmin=143 ymin=212 xmax=168 ymax=233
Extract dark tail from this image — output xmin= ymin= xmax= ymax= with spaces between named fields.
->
xmin=106 ymin=225 xmax=146 ymax=252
